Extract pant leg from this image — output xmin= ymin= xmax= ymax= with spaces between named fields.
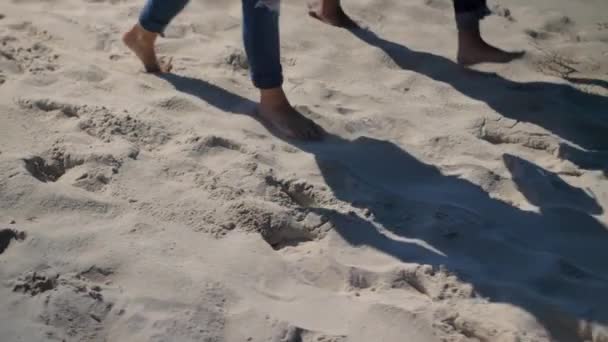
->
xmin=453 ymin=0 xmax=491 ymax=30
xmin=139 ymin=0 xmax=190 ymax=35
xmin=242 ymin=0 xmax=283 ymax=89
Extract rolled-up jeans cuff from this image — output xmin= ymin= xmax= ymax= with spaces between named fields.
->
xmin=455 ymin=6 xmax=491 ymax=30
xmin=251 ymin=73 xmax=283 ymax=89
xmin=139 ymin=19 xmax=166 ymax=37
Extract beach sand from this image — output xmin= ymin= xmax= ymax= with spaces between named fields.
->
xmin=1 ymin=0 xmax=608 ymax=341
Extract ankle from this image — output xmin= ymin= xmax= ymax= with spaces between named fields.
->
xmin=132 ymin=24 xmax=158 ymax=43
xmin=320 ymin=0 xmax=340 ymax=16
xmin=458 ymin=28 xmax=482 ymax=42
xmin=260 ymin=87 xmax=291 ymax=109
xmin=458 ymin=30 xmax=489 ymax=52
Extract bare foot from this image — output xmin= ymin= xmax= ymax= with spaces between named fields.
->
xmin=258 ymin=88 xmax=323 ymax=140
xmin=308 ymin=0 xmax=359 ymax=28
xmin=457 ymin=42 xmax=524 ymax=66
xmin=457 ymin=30 xmax=524 ymax=66
xmin=122 ymin=24 xmax=173 ymax=73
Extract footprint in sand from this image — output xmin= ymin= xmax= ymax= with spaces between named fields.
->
xmin=13 ymin=267 xmax=116 ymax=341
xmin=22 ymin=144 xmax=124 ymax=192
xmin=221 ymin=199 xmax=309 ymax=248
xmin=388 ymin=265 xmax=476 ymax=301
xmin=153 ymin=95 xmax=204 ymax=114
xmin=23 ymin=155 xmax=71 ymax=183
xmin=72 ymin=168 xmax=115 ymax=192
xmin=17 ymin=98 xmax=81 ymax=118
xmin=12 ymin=271 xmax=58 ymax=296
xmin=474 ymin=118 xmax=559 ymax=154
xmin=187 ymin=135 xmax=245 ymax=156
xmin=1 ymin=22 xmax=58 ymax=75
xmin=62 ymin=65 xmax=109 ymax=83
xmin=78 ymin=110 xmax=172 ymax=147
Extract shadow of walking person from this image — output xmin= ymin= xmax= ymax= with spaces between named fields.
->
xmin=158 ymin=73 xmax=608 ymax=341
xmin=347 ymin=28 xmax=608 ymax=171
xmin=299 ymin=135 xmax=608 ymax=341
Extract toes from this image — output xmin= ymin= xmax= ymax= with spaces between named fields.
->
xmin=144 ymin=57 xmax=173 ymax=73
xmin=308 ymin=9 xmax=354 ymax=28
xmin=457 ymin=49 xmax=526 ymax=66
xmin=144 ymin=64 xmax=162 ymax=73
xmin=497 ymin=50 xmax=525 ymax=64
xmin=282 ymin=118 xmax=323 ymax=141
xmin=308 ymin=11 xmax=320 ymax=20
xmin=510 ymin=51 xmax=526 ymax=61
xmin=256 ymin=105 xmax=324 ymax=141
xmin=308 ymin=11 xmax=328 ymax=25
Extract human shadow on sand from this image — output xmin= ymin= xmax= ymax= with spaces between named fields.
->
xmin=295 ymin=135 xmax=608 ymax=342
xmin=159 ymin=73 xmax=608 ymax=341
xmin=348 ymin=28 xmax=608 ymax=171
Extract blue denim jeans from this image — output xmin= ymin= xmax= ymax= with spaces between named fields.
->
xmin=139 ymin=0 xmax=283 ymax=89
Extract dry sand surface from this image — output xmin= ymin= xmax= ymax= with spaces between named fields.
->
xmin=1 ymin=0 xmax=608 ymax=341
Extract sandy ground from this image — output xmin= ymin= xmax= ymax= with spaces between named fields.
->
xmin=1 ymin=0 xmax=608 ymax=341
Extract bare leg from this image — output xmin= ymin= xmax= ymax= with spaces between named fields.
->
xmin=258 ymin=88 xmax=323 ymax=140
xmin=122 ymin=24 xmax=173 ymax=73
xmin=457 ymin=27 xmax=524 ymax=66
xmin=308 ymin=0 xmax=358 ymax=28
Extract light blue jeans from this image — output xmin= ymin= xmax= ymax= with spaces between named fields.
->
xmin=139 ymin=0 xmax=283 ymax=89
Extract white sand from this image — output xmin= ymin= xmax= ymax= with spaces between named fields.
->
xmin=1 ymin=0 xmax=608 ymax=341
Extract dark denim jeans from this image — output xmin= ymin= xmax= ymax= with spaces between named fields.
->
xmin=139 ymin=0 xmax=283 ymax=89
xmin=453 ymin=0 xmax=491 ymax=30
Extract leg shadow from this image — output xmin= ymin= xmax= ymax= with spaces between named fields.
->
xmin=156 ymin=72 xmax=608 ymax=341
xmin=347 ymin=28 xmax=608 ymax=170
